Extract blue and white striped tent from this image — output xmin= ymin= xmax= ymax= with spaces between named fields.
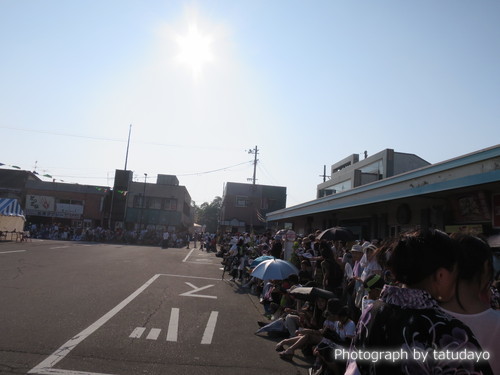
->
xmin=0 ymin=198 xmax=25 ymax=217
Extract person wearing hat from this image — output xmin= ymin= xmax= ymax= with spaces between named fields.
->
xmin=361 ymin=273 xmax=385 ymax=314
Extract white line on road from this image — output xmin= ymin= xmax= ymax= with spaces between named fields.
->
xmin=28 ymin=274 xmax=161 ymax=374
xmin=129 ymin=327 xmax=146 ymax=339
xmin=146 ymin=328 xmax=162 ymax=340
xmin=166 ymin=308 xmax=179 ymax=342
xmin=160 ymin=273 xmax=221 ymax=281
xmin=0 ymin=250 xmax=26 ymax=254
xmin=50 ymin=246 xmax=70 ymax=249
xmin=28 ymin=369 xmax=115 ymax=375
xmin=182 ymin=248 xmax=195 ymax=262
xmin=201 ymin=311 xmax=219 ymax=345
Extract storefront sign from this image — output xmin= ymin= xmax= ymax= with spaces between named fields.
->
xmin=56 ymin=203 xmax=84 ymax=215
xmin=26 ymin=195 xmax=55 ymax=212
xmin=451 ymin=191 xmax=491 ymax=223
xmin=25 ymin=209 xmax=81 ymax=219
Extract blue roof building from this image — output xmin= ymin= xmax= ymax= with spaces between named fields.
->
xmin=267 ymin=145 xmax=500 ymax=240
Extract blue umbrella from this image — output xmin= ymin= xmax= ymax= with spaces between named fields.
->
xmin=251 ymin=259 xmax=299 ymax=280
xmin=250 ymin=255 xmax=275 ymax=268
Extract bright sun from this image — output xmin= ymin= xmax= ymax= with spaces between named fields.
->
xmin=175 ymin=24 xmax=214 ymax=79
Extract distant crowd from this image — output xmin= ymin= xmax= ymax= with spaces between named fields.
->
xmin=24 ymin=223 xmax=194 ymax=247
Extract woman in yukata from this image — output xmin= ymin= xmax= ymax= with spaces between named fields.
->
xmin=345 ymin=228 xmax=493 ymax=375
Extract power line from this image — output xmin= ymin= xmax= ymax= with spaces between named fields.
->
xmin=1 ymin=160 xmax=254 ymax=181
xmin=176 ymin=160 xmax=253 ymax=176
xmin=0 ymin=126 xmax=242 ymax=151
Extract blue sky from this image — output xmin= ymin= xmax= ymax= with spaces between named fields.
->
xmin=1 ymin=1 xmax=499 ymax=207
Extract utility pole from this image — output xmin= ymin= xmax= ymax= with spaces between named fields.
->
xmin=320 ymin=165 xmax=329 ymax=182
xmin=138 ymin=173 xmax=147 ymax=232
xmin=248 ymin=146 xmax=259 ymax=185
xmin=124 ymin=124 xmax=132 ymax=170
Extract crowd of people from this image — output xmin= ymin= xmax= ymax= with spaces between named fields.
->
xmin=24 ymin=223 xmax=196 ymax=247
xmin=217 ymin=229 xmax=500 ymax=375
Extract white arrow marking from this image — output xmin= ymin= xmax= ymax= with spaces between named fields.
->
xmin=179 ymin=282 xmax=217 ymax=299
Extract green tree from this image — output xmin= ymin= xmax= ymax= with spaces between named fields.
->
xmin=194 ymin=196 xmax=222 ymax=233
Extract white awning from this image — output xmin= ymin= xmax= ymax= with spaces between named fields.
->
xmin=0 ymin=198 xmax=25 ymax=217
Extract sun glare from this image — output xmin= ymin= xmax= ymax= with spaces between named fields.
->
xmin=175 ymin=24 xmax=214 ymax=79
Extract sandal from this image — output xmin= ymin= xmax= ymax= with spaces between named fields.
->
xmin=279 ymin=351 xmax=294 ymax=361
xmin=275 ymin=343 xmax=285 ymax=352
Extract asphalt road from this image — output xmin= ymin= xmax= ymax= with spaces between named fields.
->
xmin=0 ymin=240 xmax=311 ymax=375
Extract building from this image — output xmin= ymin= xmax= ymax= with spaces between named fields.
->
xmin=0 ymin=169 xmax=109 ymax=228
xmin=0 ymin=168 xmax=194 ymax=233
xmin=220 ymin=182 xmax=286 ymax=233
xmin=317 ymin=149 xmax=430 ymax=198
xmin=267 ymin=145 xmax=500 ymax=240
xmin=24 ymin=180 xmax=109 ymax=228
xmin=123 ymin=173 xmax=193 ymax=233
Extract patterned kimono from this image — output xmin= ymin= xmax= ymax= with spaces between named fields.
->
xmin=346 ymin=285 xmax=493 ymax=375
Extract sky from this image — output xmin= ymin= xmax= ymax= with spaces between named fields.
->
xmin=1 ymin=1 xmax=499 ymax=208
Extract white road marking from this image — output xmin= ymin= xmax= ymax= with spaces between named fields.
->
xmin=29 ymin=273 xmax=223 ymax=374
xmin=50 ymin=246 xmax=70 ymax=249
xmin=180 ymin=282 xmax=217 ymax=299
xmin=28 ymin=369 xmax=114 ymax=375
xmin=182 ymin=248 xmax=195 ymax=262
xmin=0 ymin=250 xmax=26 ymax=254
xmin=160 ymin=273 xmax=220 ymax=281
xmin=201 ymin=311 xmax=219 ymax=345
xmin=28 ymin=274 xmax=161 ymax=374
xmin=129 ymin=327 xmax=146 ymax=339
xmin=146 ymin=328 xmax=161 ymax=340
xmin=166 ymin=308 xmax=179 ymax=342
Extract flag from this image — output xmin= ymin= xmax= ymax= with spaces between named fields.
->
xmin=256 ymin=209 xmax=266 ymax=223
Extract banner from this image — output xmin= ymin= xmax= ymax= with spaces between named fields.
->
xmin=26 ymin=195 xmax=55 ymax=212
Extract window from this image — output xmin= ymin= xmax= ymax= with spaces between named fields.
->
xmin=236 ymin=196 xmax=248 ymax=207
xmin=359 ymin=160 xmax=384 ymax=181
xmin=148 ymin=197 xmax=162 ymax=209
xmin=133 ymin=195 xmax=145 ymax=208
xmin=261 ymin=198 xmax=268 ymax=209
xmin=162 ymin=198 xmax=178 ymax=211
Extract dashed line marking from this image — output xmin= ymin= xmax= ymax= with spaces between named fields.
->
xmin=146 ymin=328 xmax=161 ymax=340
xmin=166 ymin=308 xmax=179 ymax=342
xmin=129 ymin=327 xmax=146 ymax=339
xmin=201 ymin=311 xmax=219 ymax=345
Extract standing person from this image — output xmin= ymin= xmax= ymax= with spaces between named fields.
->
xmin=270 ymin=236 xmax=283 ymax=259
xmin=440 ymin=234 xmax=500 ymax=375
xmin=346 ymin=229 xmax=493 ymax=375
xmin=320 ymin=241 xmax=343 ymax=295
xmin=161 ymin=230 xmax=169 ymax=249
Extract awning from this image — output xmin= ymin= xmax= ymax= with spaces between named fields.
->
xmin=0 ymin=198 xmax=25 ymax=217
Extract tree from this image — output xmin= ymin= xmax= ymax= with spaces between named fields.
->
xmin=194 ymin=196 xmax=221 ymax=233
